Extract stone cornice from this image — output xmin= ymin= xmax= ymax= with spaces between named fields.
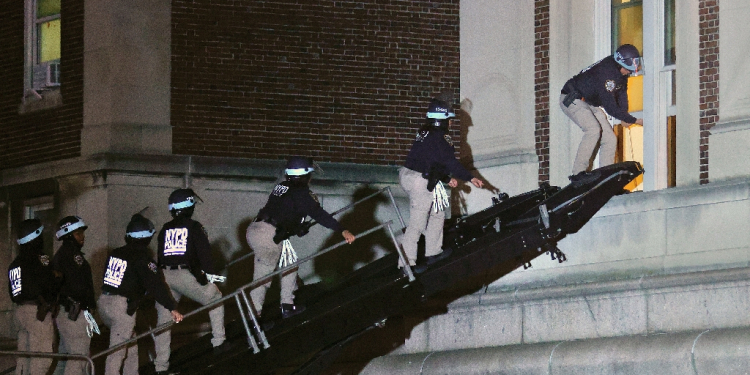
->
xmin=0 ymin=153 xmax=400 ymax=188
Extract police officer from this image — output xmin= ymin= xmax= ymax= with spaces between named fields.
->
xmin=246 ymin=156 xmax=355 ymax=319
xmin=400 ymin=93 xmax=484 ymax=271
xmin=560 ymin=44 xmax=645 ymax=179
xmin=53 ymin=215 xmax=96 ymax=375
xmin=154 ymin=189 xmax=226 ymax=374
xmin=98 ymin=214 xmax=183 ymax=375
xmin=8 ymin=219 xmax=59 ymax=375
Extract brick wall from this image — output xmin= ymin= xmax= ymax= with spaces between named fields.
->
xmin=171 ymin=0 xmax=461 ymax=165
xmin=0 ymin=0 xmax=84 ymax=170
xmin=698 ymin=0 xmax=719 ymax=185
xmin=534 ymin=0 xmax=550 ymax=184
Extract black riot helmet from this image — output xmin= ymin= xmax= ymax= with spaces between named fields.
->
xmin=425 ymin=89 xmax=456 ymax=130
xmin=168 ymin=188 xmax=197 ymax=218
xmin=614 ymin=44 xmax=643 ymax=76
xmin=125 ymin=213 xmax=155 ymax=245
xmin=56 ymin=216 xmax=88 ymax=241
xmin=284 ymin=156 xmax=315 ymax=185
xmin=17 ymin=218 xmax=44 ymax=247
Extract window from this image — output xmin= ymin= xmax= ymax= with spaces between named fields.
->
xmin=23 ymin=0 xmax=61 ymax=106
xmin=610 ymin=0 xmax=677 ymax=190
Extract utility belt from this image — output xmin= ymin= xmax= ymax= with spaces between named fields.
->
xmin=60 ymin=296 xmax=83 ymax=321
xmin=101 ymin=291 xmax=141 ymax=316
xmin=18 ymin=296 xmax=60 ymax=321
xmin=253 ymin=213 xmax=279 ymax=227
xmin=561 ymin=87 xmax=585 ymax=107
xmin=160 ymin=264 xmax=191 ymax=270
xmin=422 ymin=164 xmax=450 ymax=193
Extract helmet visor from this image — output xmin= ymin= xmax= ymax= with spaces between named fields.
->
xmin=619 ymin=56 xmax=644 ymax=76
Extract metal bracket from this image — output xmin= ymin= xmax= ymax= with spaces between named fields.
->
xmin=548 ymin=247 xmax=567 ymax=263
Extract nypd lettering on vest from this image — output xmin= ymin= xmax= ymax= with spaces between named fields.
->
xmin=103 ymin=257 xmax=128 ymax=288
xmin=9 ymin=267 xmax=21 ymax=297
xmin=164 ymin=228 xmax=188 ymax=256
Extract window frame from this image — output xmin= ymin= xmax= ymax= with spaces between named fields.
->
xmin=599 ymin=0 xmax=675 ymax=191
xmin=22 ymin=0 xmax=61 ymax=106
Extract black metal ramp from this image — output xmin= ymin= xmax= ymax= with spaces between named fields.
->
xmin=153 ymin=161 xmax=643 ymax=375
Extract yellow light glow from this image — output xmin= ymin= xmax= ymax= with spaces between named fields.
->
xmin=627 ymin=75 xmax=643 ymax=112
xmin=39 ymin=19 xmax=61 ymax=62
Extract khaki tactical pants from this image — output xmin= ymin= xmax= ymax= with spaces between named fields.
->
xmin=55 ymin=310 xmax=92 ymax=375
xmin=14 ymin=304 xmax=54 ymax=375
xmin=98 ymin=294 xmax=138 ymax=375
xmin=246 ymin=221 xmax=298 ymax=313
xmin=559 ymin=94 xmax=617 ymax=175
xmin=399 ymin=167 xmax=446 ymax=265
xmin=153 ymin=269 xmax=225 ymax=372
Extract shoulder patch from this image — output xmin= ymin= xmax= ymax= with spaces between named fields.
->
xmin=309 ymin=191 xmax=320 ymax=204
xmin=443 ymin=134 xmax=454 ymax=146
xmin=605 ymin=80 xmax=616 ymax=92
xmin=271 ymin=184 xmax=289 ymax=197
xmin=148 ymin=262 xmax=158 ymax=274
xmin=201 ymin=225 xmax=208 ymax=237
xmin=415 ymin=130 xmax=429 ymax=142
xmin=39 ymin=255 xmax=50 ymax=266
xmin=74 ymin=254 xmax=84 ymax=266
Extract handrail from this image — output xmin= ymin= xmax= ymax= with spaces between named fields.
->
xmin=91 ymin=220 xmax=410 ymax=360
xmin=7 ymin=187 xmax=410 ymax=371
xmin=0 ymin=351 xmax=95 ymax=375
xmin=223 ymin=186 xmax=405 ymax=270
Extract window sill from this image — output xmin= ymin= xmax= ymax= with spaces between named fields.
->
xmin=19 ymin=89 xmax=62 ymax=114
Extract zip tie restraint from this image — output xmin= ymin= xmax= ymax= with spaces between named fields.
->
xmin=433 ymin=181 xmax=450 ymax=213
xmin=279 ymin=239 xmax=298 ymax=268
xmin=84 ymin=310 xmax=100 ymax=338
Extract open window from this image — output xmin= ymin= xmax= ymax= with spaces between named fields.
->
xmin=22 ymin=0 xmax=61 ymax=110
xmin=610 ymin=0 xmax=677 ymax=191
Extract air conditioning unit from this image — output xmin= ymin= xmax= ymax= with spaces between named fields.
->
xmin=32 ymin=61 xmax=60 ymax=90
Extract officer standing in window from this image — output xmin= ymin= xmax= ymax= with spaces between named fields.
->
xmin=153 ymin=189 xmax=226 ymax=374
xmin=400 ymin=92 xmax=484 ymax=272
xmin=98 ymin=213 xmax=183 ymax=375
xmin=53 ymin=215 xmax=97 ymax=375
xmin=246 ymin=156 xmax=356 ymax=320
xmin=560 ymin=44 xmax=644 ymax=180
xmin=8 ymin=219 xmax=59 ymax=375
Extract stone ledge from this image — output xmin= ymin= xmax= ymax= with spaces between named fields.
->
xmin=0 ymin=153 xmax=401 ymax=188
xmin=362 ymin=327 xmax=750 ymax=375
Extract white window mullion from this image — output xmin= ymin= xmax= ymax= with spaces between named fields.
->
xmin=642 ymin=0 xmax=669 ymax=191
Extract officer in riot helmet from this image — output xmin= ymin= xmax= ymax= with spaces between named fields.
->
xmin=154 ymin=189 xmax=227 ymax=374
xmin=8 ymin=219 xmax=59 ymax=375
xmin=98 ymin=213 xmax=183 ymax=375
xmin=560 ymin=43 xmax=644 ymax=179
xmin=52 ymin=215 xmax=97 ymax=375
xmin=400 ymin=91 xmax=484 ymax=273
xmin=246 ymin=156 xmax=355 ymax=320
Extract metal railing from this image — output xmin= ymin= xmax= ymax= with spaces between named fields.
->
xmin=223 ymin=186 xmax=406 ymax=270
xmin=1 ymin=186 xmax=410 ymax=374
